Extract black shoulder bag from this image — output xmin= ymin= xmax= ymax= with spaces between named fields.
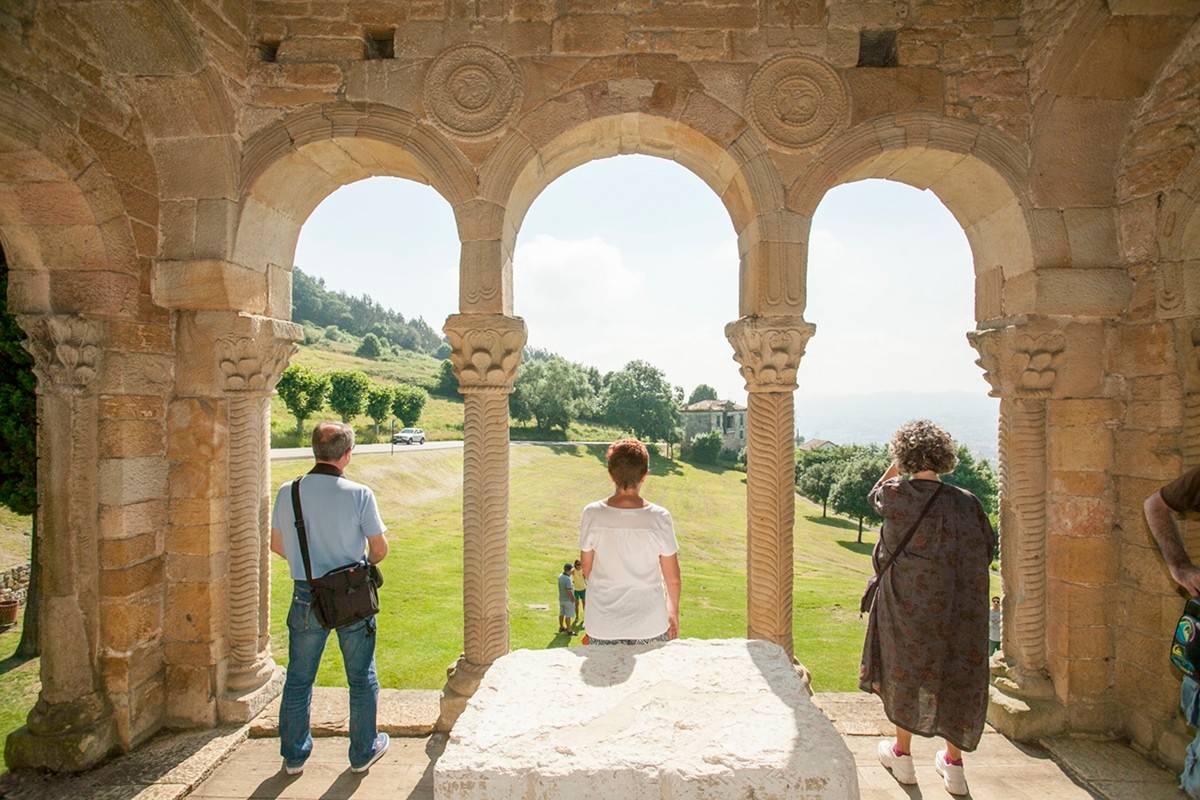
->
xmin=860 ymin=482 xmax=945 ymax=615
xmin=291 ymin=477 xmax=383 ymax=630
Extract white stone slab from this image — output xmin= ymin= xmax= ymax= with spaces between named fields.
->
xmin=434 ymin=639 xmax=859 ymax=799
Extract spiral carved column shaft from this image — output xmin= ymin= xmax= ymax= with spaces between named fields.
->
xmin=438 ymin=313 xmax=526 ymax=731
xmin=225 ymin=393 xmax=271 ymax=688
xmin=461 ymin=390 xmax=512 ymax=666
xmin=726 ymin=316 xmax=814 ymax=662
xmin=745 ymin=391 xmax=797 ymax=657
xmin=1000 ymin=397 xmax=1048 ymax=672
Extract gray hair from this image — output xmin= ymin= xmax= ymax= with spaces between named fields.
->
xmin=312 ymin=421 xmax=354 ymax=462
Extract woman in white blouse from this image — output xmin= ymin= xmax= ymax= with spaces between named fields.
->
xmin=578 ymin=439 xmax=682 ymax=644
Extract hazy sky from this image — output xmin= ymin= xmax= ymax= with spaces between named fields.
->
xmin=294 ymin=156 xmax=990 ymax=404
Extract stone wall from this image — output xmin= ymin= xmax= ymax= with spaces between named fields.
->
xmin=0 ymin=0 xmax=1198 ymax=775
xmin=0 ymin=564 xmax=31 ymax=605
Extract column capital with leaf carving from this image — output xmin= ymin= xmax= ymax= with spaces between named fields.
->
xmin=724 ymin=315 xmax=816 ymax=394
xmin=216 ymin=332 xmax=298 ymax=395
xmin=444 ymin=314 xmax=527 ymax=394
xmin=19 ymin=314 xmax=104 ymax=395
xmin=967 ymin=319 xmax=1066 ymax=400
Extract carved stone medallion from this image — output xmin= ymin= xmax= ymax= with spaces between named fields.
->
xmin=746 ymin=55 xmax=848 ymax=152
xmin=424 ymin=44 xmax=524 ymax=139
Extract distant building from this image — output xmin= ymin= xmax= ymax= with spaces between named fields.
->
xmin=681 ymin=399 xmax=747 ymax=453
xmin=798 ymin=438 xmax=837 ymax=452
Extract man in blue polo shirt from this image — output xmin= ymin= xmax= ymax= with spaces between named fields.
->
xmin=270 ymin=421 xmax=389 ymax=775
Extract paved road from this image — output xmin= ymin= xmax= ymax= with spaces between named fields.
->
xmin=270 ymin=440 xmax=614 ymax=460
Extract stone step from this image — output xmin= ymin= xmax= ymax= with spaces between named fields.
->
xmin=249 ymin=688 xmax=440 ymax=738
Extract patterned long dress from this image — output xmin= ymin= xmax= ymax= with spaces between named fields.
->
xmin=859 ymin=476 xmax=997 ymax=751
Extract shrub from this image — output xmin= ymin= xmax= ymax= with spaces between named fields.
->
xmin=356 ymin=332 xmax=386 ymax=359
xmin=324 ymin=324 xmax=344 ymax=342
xmin=392 ymin=383 xmax=429 ymax=427
xmin=434 ymin=359 xmax=458 ymax=396
xmin=302 ymin=322 xmax=324 ymax=345
xmin=719 ymin=447 xmax=740 ymax=463
xmin=689 ymin=430 xmax=723 ymax=464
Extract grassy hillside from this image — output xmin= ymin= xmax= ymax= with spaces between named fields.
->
xmin=271 ymin=337 xmax=627 ymax=447
xmin=268 ymin=446 xmax=998 ymax=693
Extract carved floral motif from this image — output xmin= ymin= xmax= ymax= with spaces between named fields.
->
xmin=725 ymin=316 xmax=816 ymax=393
xmin=22 ymin=315 xmax=102 ymax=391
xmin=216 ymin=336 xmax=296 ymax=393
xmin=968 ymin=327 xmax=1065 ymax=398
xmin=444 ymin=314 xmax=527 ymax=392
xmin=746 ymin=55 xmax=848 ymax=152
xmin=423 ymin=44 xmax=524 ymax=139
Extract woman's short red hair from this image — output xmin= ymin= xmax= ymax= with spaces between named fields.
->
xmin=606 ymin=438 xmax=649 ymax=489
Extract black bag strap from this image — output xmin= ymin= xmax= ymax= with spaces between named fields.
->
xmin=874 ymin=481 xmax=946 ymax=580
xmin=291 ymin=477 xmax=315 ymax=584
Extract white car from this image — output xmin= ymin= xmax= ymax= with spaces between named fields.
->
xmin=392 ymin=427 xmax=426 ymax=445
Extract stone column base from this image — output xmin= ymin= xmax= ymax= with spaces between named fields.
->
xmin=218 ymin=666 xmax=285 ymax=723
xmin=987 ymin=661 xmax=1064 ymax=742
xmin=436 ymin=655 xmax=491 ymax=732
xmin=5 ymin=715 xmax=116 ymax=773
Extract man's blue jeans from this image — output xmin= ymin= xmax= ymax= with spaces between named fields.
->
xmin=279 ymin=581 xmax=379 ymax=768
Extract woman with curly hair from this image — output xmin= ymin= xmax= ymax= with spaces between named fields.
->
xmin=864 ymin=420 xmax=996 ymax=796
xmin=578 ymin=438 xmax=681 ymax=645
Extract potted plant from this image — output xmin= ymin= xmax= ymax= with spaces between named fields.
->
xmin=0 ymin=589 xmax=18 ymax=628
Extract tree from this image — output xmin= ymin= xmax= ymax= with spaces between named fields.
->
xmin=944 ymin=445 xmax=999 ymax=517
xmin=327 ymin=370 xmax=372 ymax=423
xmin=0 ymin=249 xmax=38 ymax=657
xmin=796 ymin=460 xmax=841 ymax=517
xmin=276 ymin=365 xmax=330 ymax=437
xmin=391 ymin=383 xmax=429 ymax=427
xmin=355 ymin=332 xmax=386 ymax=359
xmin=510 ymin=356 xmax=593 ymax=432
xmin=687 ymin=384 xmax=718 ymax=405
xmin=602 ymin=360 xmax=679 ymax=442
xmin=365 ymin=384 xmax=394 ymax=438
xmin=690 ymin=430 xmax=723 ymax=464
xmin=829 ymin=454 xmax=889 ymax=542
xmin=434 ymin=359 xmax=458 ymax=396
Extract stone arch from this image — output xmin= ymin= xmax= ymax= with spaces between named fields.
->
xmin=789 ymin=112 xmax=1035 ymax=324
xmin=223 ymin=102 xmax=477 ymax=318
xmin=478 ymin=82 xmax=793 ymax=317
xmin=0 ymin=84 xmax=140 ymax=317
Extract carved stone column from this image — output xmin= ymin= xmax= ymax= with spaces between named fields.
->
xmin=217 ymin=332 xmax=297 ymax=721
xmin=968 ymin=322 xmax=1067 ymax=739
xmin=437 ymin=313 xmax=526 ymax=731
xmin=6 ymin=315 xmax=116 ymax=772
xmin=725 ymin=316 xmax=815 ymax=660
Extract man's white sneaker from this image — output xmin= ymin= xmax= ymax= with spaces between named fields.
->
xmin=936 ymin=749 xmax=969 ymax=796
xmin=282 ymin=759 xmax=304 ymax=776
xmin=877 ymin=739 xmax=917 ymax=785
xmin=350 ymin=732 xmax=390 ymax=773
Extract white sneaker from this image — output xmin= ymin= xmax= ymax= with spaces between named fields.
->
xmin=935 ymin=749 xmax=968 ymax=795
xmin=350 ymin=732 xmax=390 ymax=773
xmin=877 ymin=738 xmax=917 ymax=784
xmin=282 ymin=759 xmax=304 ymax=776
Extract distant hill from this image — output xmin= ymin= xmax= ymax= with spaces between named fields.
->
xmin=795 ymin=391 xmax=1000 ymax=463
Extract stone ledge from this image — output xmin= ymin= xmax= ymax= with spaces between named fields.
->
xmin=0 ymin=725 xmax=248 ymax=800
xmin=249 ymin=688 xmax=440 ymax=738
xmin=436 ymin=639 xmax=858 ymax=799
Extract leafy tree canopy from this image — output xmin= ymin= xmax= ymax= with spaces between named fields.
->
xmin=0 ymin=253 xmax=35 ymax=515
xmin=327 ymin=370 xmax=372 ymax=423
xmin=365 ymin=384 xmax=394 ymax=430
xmin=829 ymin=453 xmax=889 ymax=541
xmin=602 ymin=360 xmax=679 ymax=442
xmin=391 ymin=383 xmax=429 ymax=428
xmin=687 ymin=384 xmax=719 ymax=405
xmin=510 ymin=355 xmax=593 ymax=432
xmin=276 ymin=365 xmax=330 ymax=436
xmin=355 ymin=332 xmax=387 ymax=360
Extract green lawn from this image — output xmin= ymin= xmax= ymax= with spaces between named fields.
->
xmin=0 ymin=507 xmax=30 ymax=570
xmin=0 ymin=622 xmax=40 ymax=772
xmin=269 ymin=445 xmax=891 ymax=692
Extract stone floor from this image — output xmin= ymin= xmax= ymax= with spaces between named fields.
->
xmin=181 ymin=692 xmax=1186 ymax=799
xmin=0 ymin=691 xmax=1186 ymax=799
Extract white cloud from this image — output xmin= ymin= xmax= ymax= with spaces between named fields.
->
xmin=514 ymin=234 xmax=747 ymax=401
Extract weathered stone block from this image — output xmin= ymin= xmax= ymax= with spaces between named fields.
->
xmin=99 ymin=456 xmax=168 ymax=506
xmin=436 ymin=640 xmax=858 ymax=799
xmin=99 ymin=418 xmax=165 ymax=458
xmin=100 ymin=499 xmax=167 ymax=540
xmin=100 ymin=556 xmax=164 ymax=597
